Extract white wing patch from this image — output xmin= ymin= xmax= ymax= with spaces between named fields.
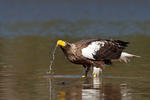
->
xmin=81 ymin=41 xmax=105 ymax=60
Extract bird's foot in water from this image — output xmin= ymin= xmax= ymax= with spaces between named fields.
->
xmin=93 ymin=74 xmax=97 ymax=77
xmin=93 ymin=67 xmax=102 ymax=77
xmin=93 ymin=74 xmax=100 ymax=77
xmin=82 ymin=75 xmax=86 ymax=78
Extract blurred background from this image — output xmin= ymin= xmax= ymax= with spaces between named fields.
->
xmin=0 ymin=0 xmax=150 ymax=100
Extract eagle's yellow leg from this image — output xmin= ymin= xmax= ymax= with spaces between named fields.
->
xmin=93 ymin=74 xmax=97 ymax=77
xmin=82 ymin=75 xmax=86 ymax=78
xmin=93 ymin=67 xmax=102 ymax=77
xmin=82 ymin=66 xmax=90 ymax=78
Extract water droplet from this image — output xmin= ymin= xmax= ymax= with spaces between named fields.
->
xmin=47 ymin=45 xmax=58 ymax=74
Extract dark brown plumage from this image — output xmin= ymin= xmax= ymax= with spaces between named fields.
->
xmin=57 ymin=38 xmax=139 ymax=77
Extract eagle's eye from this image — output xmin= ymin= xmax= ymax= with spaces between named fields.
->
xmin=57 ymin=40 xmax=66 ymax=47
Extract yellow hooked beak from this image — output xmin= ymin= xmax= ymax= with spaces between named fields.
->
xmin=57 ymin=40 xmax=66 ymax=47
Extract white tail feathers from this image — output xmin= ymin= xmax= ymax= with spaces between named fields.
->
xmin=119 ymin=52 xmax=140 ymax=63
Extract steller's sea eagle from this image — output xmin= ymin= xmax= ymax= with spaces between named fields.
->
xmin=57 ymin=39 xmax=140 ymax=77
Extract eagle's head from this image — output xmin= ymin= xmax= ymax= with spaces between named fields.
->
xmin=57 ymin=40 xmax=74 ymax=58
xmin=57 ymin=40 xmax=72 ymax=50
xmin=57 ymin=40 xmax=67 ymax=47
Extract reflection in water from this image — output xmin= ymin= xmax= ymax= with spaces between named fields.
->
xmin=48 ymin=77 xmax=132 ymax=100
xmin=120 ymin=83 xmax=132 ymax=100
xmin=82 ymin=77 xmax=132 ymax=100
xmin=58 ymin=91 xmax=66 ymax=100
xmin=48 ymin=78 xmax=55 ymax=100
xmin=82 ymin=77 xmax=103 ymax=100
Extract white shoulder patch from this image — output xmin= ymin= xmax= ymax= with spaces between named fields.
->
xmin=81 ymin=41 xmax=105 ymax=60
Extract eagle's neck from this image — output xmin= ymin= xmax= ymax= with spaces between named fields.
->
xmin=61 ymin=44 xmax=77 ymax=62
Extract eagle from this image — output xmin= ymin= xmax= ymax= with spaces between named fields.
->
xmin=57 ymin=39 xmax=140 ymax=77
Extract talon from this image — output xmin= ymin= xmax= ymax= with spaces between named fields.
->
xmin=93 ymin=74 xmax=97 ymax=77
xmin=93 ymin=67 xmax=102 ymax=78
xmin=82 ymin=75 xmax=86 ymax=78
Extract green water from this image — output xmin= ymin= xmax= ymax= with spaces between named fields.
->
xmin=0 ymin=35 xmax=150 ymax=100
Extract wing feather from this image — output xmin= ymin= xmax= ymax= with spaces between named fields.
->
xmin=79 ymin=39 xmax=129 ymax=61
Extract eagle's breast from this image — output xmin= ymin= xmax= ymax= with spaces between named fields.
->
xmin=81 ymin=41 xmax=105 ymax=60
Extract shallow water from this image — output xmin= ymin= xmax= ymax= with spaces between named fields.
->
xmin=0 ymin=0 xmax=150 ymax=100
xmin=0 ymin=34 xmax=150 ymax=100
